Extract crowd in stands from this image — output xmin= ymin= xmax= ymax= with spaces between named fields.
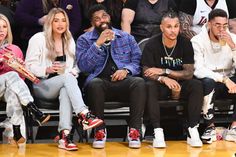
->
xmin=0 ymin=0 xmax=236 ymax=152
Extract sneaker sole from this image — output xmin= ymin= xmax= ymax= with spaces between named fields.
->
xmin=129 ymin=143 xmax=141 ymax=149
xmin=93 ymin=143 xmax=105 ymax=149
xmin=35 ymin=114 xmax=51 ymax=126
xmin=12 ymin=137 xmax=26 ymax=147
xmin=225 ymin=135 xmax=236 ymax=142
xmin=41 ymin=115 xmax=51 ymax=125
xmin=153 ymin=143 xmax=166 ymax=148
xmin=187 ymin=138 xmax=202 ymax=147
xmin=58 ymin=145 xmax=78 ymax=151
xmin=201 ymin=136 xmax=217 ymax=144
xmin=83 ymin=120 xmax=103 ymax=130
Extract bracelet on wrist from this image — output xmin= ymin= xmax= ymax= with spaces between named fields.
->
xmin=231 ymin=44 xmax=236 ymax=51
xmin=222 ymin=76 xmax=229 ymax=84
xmin=157 ymin=76 xmax=166 ymax=83
xmin=123 ymin=68 xmax=131 ymax=75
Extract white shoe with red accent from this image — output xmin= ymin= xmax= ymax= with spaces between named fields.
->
xmin=79 ymin=112 xmax=103 ymax=130
xmin=128 ymin=128 xmax=141 ymax=148
xmin=57 ymin=130 xmax=78 ymax=151
xmin=93 ymin=129 xmax=106 ymax=149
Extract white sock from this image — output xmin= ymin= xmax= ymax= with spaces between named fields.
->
xmin=80 ymin=109 xmax=89 ymax=115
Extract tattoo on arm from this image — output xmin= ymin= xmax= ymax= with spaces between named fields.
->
xmin=168 ymin=64 xmax=194 ymax=80
xmin=179 ymin=11 xmax=197 ymax=39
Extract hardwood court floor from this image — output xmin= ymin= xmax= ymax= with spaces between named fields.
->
xmin=0 ymin=141 xmax=235 ymax=157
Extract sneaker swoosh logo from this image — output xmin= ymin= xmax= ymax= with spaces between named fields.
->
xmin=83 ymin=121 xmax=89 ymax=125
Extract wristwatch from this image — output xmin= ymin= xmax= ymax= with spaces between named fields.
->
xmin=123 ymin=68 xmax=131 ymax=75
xmin=165 ymin=68 xmax=171 ymax=75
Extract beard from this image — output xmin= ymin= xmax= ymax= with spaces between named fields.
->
xmin=95 ymin=22 xmax=112 ymax=34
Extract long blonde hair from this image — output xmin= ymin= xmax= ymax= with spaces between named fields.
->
xmin=0 ymin=13 xmax=13 ymax=45
xmin=44 ymin=8 xmax=73 ymax=60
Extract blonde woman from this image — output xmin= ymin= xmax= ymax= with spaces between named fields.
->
xmin=0 ymin=14 xmax=50 ymax=146
xmin=25 ymin=8 xmax=103 ymax=151
xmin=14 ymin=0 xmax=82 ymax=52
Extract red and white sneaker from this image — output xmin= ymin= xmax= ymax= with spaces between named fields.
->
xmin=128 ymin=128 xmax=141 ymax=148
xmin=57 ymin=130 xmax=78 ymax=151
xmin=93 ymin=129 xmax=106 ymax=149
xmin=79 ymin=112 xmax=103 ymax=130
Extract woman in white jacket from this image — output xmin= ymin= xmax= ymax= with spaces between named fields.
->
xmin=25 ymin=8 xmax=103 ymax=151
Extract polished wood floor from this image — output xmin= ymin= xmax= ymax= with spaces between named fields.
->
xmin=0 ymin=141 xmax=235 ymax=157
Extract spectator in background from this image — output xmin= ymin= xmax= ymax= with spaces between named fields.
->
xmin=14 ymin=0 xmax=82 ymax=53
xmin=25 ymin=8 xmax=103 ymax=151
xmin=76 ymin=4 xmax=146 ymax=149
xmin=178 ymin=0 xmax=235 ymax=39
xmin=0 ymin=4 xmax=14 ymax=26
xmin=79 ymin=0 xmax=126 ymax=32
xmin=121 ymin=0 xmax=177 ymax=43
xmin=0 ymin=2 xmax=23 ymax=47
xmin=0 ymin=13 xmax=50 ymax=146
xmin=227 ymin=0 xmax=236 ymax=34
xmin=191 ymin=9 xmax=236 ymax=144
xmin=229 ymin=18 xmax=236 ymax=34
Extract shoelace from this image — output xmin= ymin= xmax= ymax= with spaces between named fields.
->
xmin=129 ymin=129 xmax=140 ymax=140
xmin=95 ymin=130 xmax=105 ymax=141
xmin=85 ymin=112 xmax=96 ymax=120
xmin=54 ymin=132 xmax=74 ymax=144
xmin=65 ymin=134 xmax=74 ymax=144
xmin=230 ymin=127 xmax=236 ymax=132
xmin=204 ymin=126 xmax=215 ymax=134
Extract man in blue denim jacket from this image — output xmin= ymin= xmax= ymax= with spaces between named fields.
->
xmin=76 ymin=4 xmax=146 ymax=149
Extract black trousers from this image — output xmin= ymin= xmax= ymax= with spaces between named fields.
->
xmin=201 ymin=77 xmax=236 ymax=125
xmin=146 ymin=79 xmax=203 ymax=128
xmin=85 ymin=76 xmax=146 ymax=130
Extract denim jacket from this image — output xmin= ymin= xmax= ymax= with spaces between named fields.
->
xmin=76 ymin=28 xmax=141 ymax=86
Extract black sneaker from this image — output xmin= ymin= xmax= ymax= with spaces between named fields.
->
xmin=201 ymin=126 xmax=216 ymax=144
xmin=27 ymin=102 xmax=50 ymax=125
xmin=13 ymin=125 xmax=26 ymax=146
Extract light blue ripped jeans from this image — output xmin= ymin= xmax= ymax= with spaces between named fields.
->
xmin=32 ymin=73 xmax=87 ymax=132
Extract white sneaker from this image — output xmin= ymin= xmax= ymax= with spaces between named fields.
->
xmin=201 ymin=126 xmax=217 ymax=144
xmin=224 ymin=127 xmax=236 ymax=142
xmin=93 ymin=129 xmax=106 ymax=149
xmin=153 ymin=128 xmax=166 ymax=148
xmin=187 ymin=125 xmax=203 ymax=147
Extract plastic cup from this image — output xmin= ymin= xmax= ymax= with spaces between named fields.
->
xmin=218 ymin=34 xmax=226 ymax=46
xmin=57 ymin=61 xmax=66 ymax=75
xmin=171 ymin=87 xmax=181 ymax=100
xmin=219 ymin=38 xmax=226 ymax=46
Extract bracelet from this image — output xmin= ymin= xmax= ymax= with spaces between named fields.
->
xmin=94 ymin=42 xmax=101 ymax=49
xmin=157 ymin=76 xmax=166 ymax=83
xmin=157 ymin=76 xmax=162 ymax=82
xmin=232 ymin=45 xmax=236 ymax=51
xmin=222 ymin=76 xmax=229 ymax=84
xmin=123 ymin=68 xmax=131 ymax=75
